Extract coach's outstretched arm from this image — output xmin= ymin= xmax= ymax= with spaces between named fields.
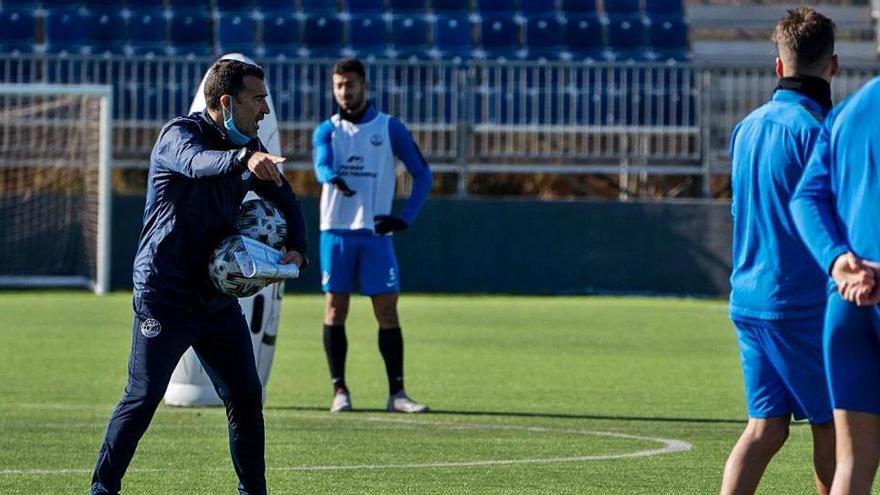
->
xmin=389 ymin=117 xmax=432 ymax=225
xmin=153 ymin=120 xmax=249 ymax=178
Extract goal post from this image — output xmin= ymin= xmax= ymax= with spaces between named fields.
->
xmin=0 ymin=83 xmax=113 ymax=294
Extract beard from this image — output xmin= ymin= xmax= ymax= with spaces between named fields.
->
xmin=339 ymin=94 xmax=366 ymax=117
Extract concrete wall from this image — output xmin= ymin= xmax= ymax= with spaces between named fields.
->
xmin=111 ymin=196 xmax=732 ymax=297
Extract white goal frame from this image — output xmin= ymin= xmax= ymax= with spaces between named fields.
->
xmin=0 ymin=83 xmax=113 ymax=294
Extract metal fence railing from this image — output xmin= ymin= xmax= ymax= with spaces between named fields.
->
xmin=0 ymin=54 xmax=878 ymax=197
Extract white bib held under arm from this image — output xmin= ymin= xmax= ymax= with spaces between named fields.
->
xmin=320 ymin=112 xmax=396 ymax=232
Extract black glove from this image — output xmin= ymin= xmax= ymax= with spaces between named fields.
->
xmin=374 ymin=215 xmax=408 ymax=235
xmin=329 ymin=177 xmax=356 ymax=197
xmin=298 ymin=252 xmax=310 ymax=270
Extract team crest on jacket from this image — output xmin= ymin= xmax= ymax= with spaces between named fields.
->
xmin=370 ymin=134 xmax=383 ymax=146
xmin=241 ymin=170 xmax=252 ymax=181
xmin=140 ymin=318 xmax=161 ymax=338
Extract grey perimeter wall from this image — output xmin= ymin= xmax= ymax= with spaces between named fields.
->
xmin=111 ymin=196 xmax=733 ymax=297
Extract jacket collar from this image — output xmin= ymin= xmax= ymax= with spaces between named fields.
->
xmin=774 ymin=76 xmax=832 ymax=114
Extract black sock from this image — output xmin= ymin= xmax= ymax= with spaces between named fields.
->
xmin=323 ymin=324 xmax=348 ymax=393
xmin=378 ymin=327 xmax=404 ymax=396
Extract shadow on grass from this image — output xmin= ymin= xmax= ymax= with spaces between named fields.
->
xmin=267 ymin=405 xmax=747 ymax=425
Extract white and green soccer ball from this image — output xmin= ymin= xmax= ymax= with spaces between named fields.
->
xmin=208 ymin=235 xmax=268 ymax=298
xmin=237 ymin=199 xmax=287 ymax=250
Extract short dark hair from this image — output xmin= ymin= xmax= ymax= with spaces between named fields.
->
xmin=332 ymin=58 xmax=367 ymax=80
xmin=772 ymin=7 xmax=836 ymax=74
xmin=204 ymin=59 xmax=265 ymax=110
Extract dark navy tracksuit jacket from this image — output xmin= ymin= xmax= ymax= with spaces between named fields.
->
xmin=91 ymin=111 xmax=306 ymax=495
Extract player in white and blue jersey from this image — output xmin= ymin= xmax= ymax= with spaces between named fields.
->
xmin=313 ymin=58 xmax=433 ymax=413
xmin=790 ymin=56 xmax=880 ymax=495
xmin=722 ymin=8 xmax=838 ymax=495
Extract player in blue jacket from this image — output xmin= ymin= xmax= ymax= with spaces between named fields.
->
xmin=791 ymin=70 xmax=880 ymax=495
xmin=90 ymin=60 xmax=307 ymax=495
xmin=313 ymin=58 xmax=432 ymax=413
xmin=722 ymin=8 xmax=838 ymax=494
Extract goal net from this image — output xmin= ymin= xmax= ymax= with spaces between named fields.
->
xmin=0 ymin=84 xmax=113 ymax=294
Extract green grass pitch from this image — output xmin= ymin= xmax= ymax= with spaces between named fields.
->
xmin=0 ymin=292 xmax=832 ymax=494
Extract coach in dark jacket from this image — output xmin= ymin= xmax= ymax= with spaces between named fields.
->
xmin=90 ymin=59 xmax=306 ymax=495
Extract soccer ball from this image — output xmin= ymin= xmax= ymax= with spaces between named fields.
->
xmin=209 ymin=235 xmax=269 ymax=298
xmin=237 ymin=199 xmax=287 ymax=250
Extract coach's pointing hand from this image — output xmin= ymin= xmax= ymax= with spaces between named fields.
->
xmin=247 ymin=151 xmax=285 ymax=187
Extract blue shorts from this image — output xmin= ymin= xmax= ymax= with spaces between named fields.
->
xmin=320 ymin=230 xmax=399 ymax=296
xmin=824 ymin=292 xmax=880 ymax=414
xmin=733 ymin=316 xmax=832 ymax=424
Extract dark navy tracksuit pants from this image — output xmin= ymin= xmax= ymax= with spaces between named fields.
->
xmin=91 ymin=297 xmax=266 ymax=495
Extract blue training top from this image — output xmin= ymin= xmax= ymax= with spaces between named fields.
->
xmin=729 ymin=88 xmax=829 ymax=320
xmin=792 ymin=77 xmax=880 ymax=275
xmin=133 ymin=111 xmax=307 ymax=313
xmin=312 ymin=104 xmax=432 ymax=225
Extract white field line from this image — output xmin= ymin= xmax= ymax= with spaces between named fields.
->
xmin=0 ymin=407 xmax=693 ymax=476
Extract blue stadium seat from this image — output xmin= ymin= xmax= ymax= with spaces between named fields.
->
xmin=648 ymin=15 xmax=689 ymax=61
xmin=433 ymin=15 xmax=472 ymax=60
xmin=345 ymin=0 xmax=383 ymax=13
xmin=560 ymin=0 xmax=597 ymax=16
xmin=432 ymin=0 xmax=469 ymax=14
xmin=606 ymin=15 xmax=647 ymax=61
xmin=261 ymin=12 xmax=300 ymax=58
xmin=389 ymin=0 xmax=427 ymax=13
xmin=476 ymin=0 xmax=515 ymax=16
xmin=388 ymin=15 xmax=430 ymax=58
xmin=302 ymin=14 xmax=344 ymax=56
xmin=167 ymin=0 xmax=212 ymax=11
xmin=563 ymin=14 xmax=602 ymax=61
xmin=216 ymin=0 xmax=254 ymax=11
xmin=217 ymin=11 xmax=258 ymax=56
xmin=301 ymin=0 xmax=339 ymax=14
xmin=5 ymin=0 xmax=40 ymax=9
xmin=255 ymin=0 xmax=295 ymax=13
xmin=42 ymin=0 xmax=82 ymax=7
xmin=604 ymin=0 xmax=640 ymax=16
xmin=520 ymin=0 xmax=556 ymax=16
xmin=524 ymin=15 xmax=563 ymax=60
xmin=124 ymin=0 xmax=163 ymax=7
xmin=89 ymin=0 xmax=127 ymax=7
xmin=45 ymin=8 xmax=90 ymax=55
xmin=478 ymin=15 xmax=519 ymax=59
xmin=347 ymin=14 xmax=388 ymax=58
xmin=0 ymin=9 xmax=36 ymax=55
xmin=127 ymin=8 xmax=168 ymax=56
xmin=88 ymin=9 xmax=127 ymax=56
xmin=645 ymin=0 xmax=684 ymax=17
xmin=169 ymin=10 xmax=214 ymax=57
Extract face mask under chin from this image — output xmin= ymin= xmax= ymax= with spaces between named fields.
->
xmin=221 ymin=100 xmax=252 ymax=146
